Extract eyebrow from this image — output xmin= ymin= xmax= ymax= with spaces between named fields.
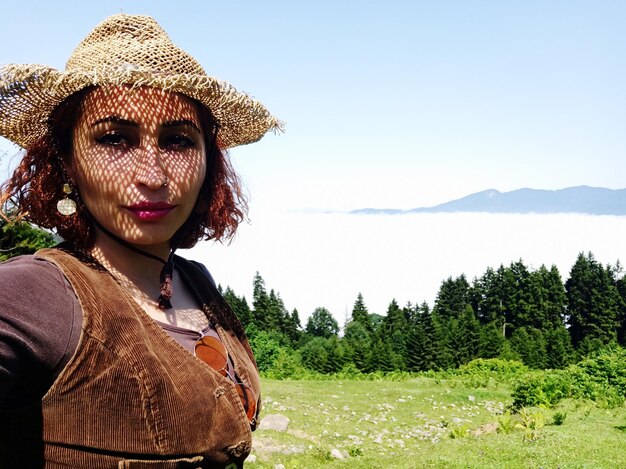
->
xmin=91 ymin=115 xmax=139 ymax=128
xmin=90 ymin=116 xmax=200 ymax=133
xmin=162 ymin=119 xmax=201 ymax=132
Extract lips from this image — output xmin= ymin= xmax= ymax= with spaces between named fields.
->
xmin=125 ymin=201 xmax=176 ymax=221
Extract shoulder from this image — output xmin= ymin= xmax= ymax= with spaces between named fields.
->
xmin=0 ymin=254 xmax=76 ymax=300
xmin=0 ymin=253 xmax=81 ymax=341
xmin=175 ymin=256 xmax=217 ymax=288
xmin=0 ymin=255 xmax=82 ymax=407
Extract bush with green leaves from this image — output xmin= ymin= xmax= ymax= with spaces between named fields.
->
xmin=247 ymin=328 xmax=292 ymax=373
xmin=567 ymin=345 xmax=626 ymax=407
xmin=496 ymin=411 xmax=516 ymax=434
xmin=511 ymin=346 xmax=626 ymax=409
xmin=0 ymin=219 xmax=57 ymax=261
xmin=552 ymin=411 xmax=567 ymax=425
xmin=455 ymin=358 xmax=529 ymax=386
xmin=511 ymin=370 xmax=572 ymax=409
xmin=515 ymin=407 xmax=545 ymax=441
xmin=261 ymin=347 xmax=309 ymax=380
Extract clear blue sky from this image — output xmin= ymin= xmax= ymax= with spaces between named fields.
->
xmin=1 ymin=0 xmax=625 ymax=212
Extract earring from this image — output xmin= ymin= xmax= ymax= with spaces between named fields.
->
xmin=57 ymin=182 xmax=77 ymax=216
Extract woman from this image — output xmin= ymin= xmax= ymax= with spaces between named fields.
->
xmin=0 ymin=14 xmax=281 ymax=468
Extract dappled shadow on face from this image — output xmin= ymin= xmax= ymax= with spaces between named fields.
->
xmin=71 ymin=86 xmax=207 ymax=253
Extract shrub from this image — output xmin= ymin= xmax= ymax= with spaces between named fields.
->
xmin=497 ymin=411 xmax=516 ymax=434
xmin=249 ymin=330 xmax=291 ymax=372
xmin=456 ymin=358 xmax=529 ymax=386
xmin=334 ymin=362 xmax=364 ymax=380
xmin=515 ymin=407 xmax=545 ymax=441
xmin=569 ymin=345 xmax=626 ymax=403
xmin=449 ymin=425 xmax=470 ymax=439
xmin=511 ymin=370 xmax=572 ymax=409
xmin=552 ymin=412 xmax=567 ymax=426
xmin=511 ymin=346 xmax=626 ymax=409
xmin=262 ymin=348 xmax=307 ymax=379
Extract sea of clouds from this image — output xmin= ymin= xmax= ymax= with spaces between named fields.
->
xmin=186 ymin=211 xmax=626 ymax=324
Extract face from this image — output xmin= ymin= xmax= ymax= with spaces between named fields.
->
xmin=71 ymin=86 xmax=207 ymax=250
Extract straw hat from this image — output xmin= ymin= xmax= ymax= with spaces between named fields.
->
xmin=0 ymin=14 xmax=282 ymax=150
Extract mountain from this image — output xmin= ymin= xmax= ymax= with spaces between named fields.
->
xmin=351 ymin=186 xmax=626 ymax=216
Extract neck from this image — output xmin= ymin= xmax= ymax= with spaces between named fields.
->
xmin=89 ymin=229 xmax=171 ymax=296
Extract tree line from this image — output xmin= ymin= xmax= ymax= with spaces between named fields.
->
xmin=221 ymin=252 xmax=626 ymax=374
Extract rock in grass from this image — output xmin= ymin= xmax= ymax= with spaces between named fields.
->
xmin=259 ymin=414 xmax=290 ymax=432
xmin=331 ymin=448 xmax=348 ymax=459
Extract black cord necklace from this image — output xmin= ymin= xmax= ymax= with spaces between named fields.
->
xmin=87 ymin=215 xmax=179 ymax=309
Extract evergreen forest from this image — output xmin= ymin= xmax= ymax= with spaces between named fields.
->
xmin=221 ymin=253 xmax=626 ymax=376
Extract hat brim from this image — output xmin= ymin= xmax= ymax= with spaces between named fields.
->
xmin=0 ymin=64 xmax=283 ymax=150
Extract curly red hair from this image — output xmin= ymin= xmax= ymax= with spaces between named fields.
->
xmin=0 ymin=87 xmax=247 ymax=249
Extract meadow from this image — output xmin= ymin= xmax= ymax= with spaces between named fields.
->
xmin=250 ymin=377 xmax=626 ymax=468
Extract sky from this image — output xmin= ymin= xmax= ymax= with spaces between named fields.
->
xmin=1 ymin=1 xmax=625 ymax=319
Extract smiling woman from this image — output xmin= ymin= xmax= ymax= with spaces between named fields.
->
xmin=0 ymin=13 xmax=281 ymax=468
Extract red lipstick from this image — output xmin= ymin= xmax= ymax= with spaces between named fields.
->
xmin=126 ymin=201 xmax=175 ymax=221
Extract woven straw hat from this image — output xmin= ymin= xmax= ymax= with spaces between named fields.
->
xmin=0 ymin=14 xmax=282 ymax=150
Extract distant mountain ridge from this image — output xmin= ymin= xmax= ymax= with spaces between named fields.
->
xmin=351 ymin=186 xmax=626 ymax=216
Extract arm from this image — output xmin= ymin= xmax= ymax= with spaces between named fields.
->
xmin=0 ymin=256 xmax=81 ymax=408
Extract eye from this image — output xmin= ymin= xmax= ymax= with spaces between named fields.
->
xmin=162 ymin=133 xmax=196 ymax=149
xmin=95 ymin=131 xmax=130 ymax=147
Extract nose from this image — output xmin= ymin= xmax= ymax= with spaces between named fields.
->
xmin=133 ymin=142 xmax=168 ymax=190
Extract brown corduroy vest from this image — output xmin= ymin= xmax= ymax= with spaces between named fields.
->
xmin=4 ymin=247 xmax=260 ymax=468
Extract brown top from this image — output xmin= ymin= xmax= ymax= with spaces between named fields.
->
xmin=0 ymin=255 xmax=225 ymax=408
xmin=0 ymin=247 xmax=260 ymax=468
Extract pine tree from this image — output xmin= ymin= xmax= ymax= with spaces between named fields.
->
xmin=510 ymin=327 xmax=547 ymax=369
xmin=252 ymin=272 xmax=272 ymax=330
xmin=509 ymin=327 xmax=531 ymax=366
xmin=544 ymin=265 xmax=568 ymax=328
xmin=477 ymin=322 xmax=505 ymax=358
xmin=434 ymin=275 xmax=471 ymax=322
xmin=283 ymin=308 xmax=302 ymax=344
xmin=321 ymin=336 xmax=346 ymax=373
xmin=526 ymin=328 xmax=548 ymax=369
xmin=367 ymin=334 xmax=396 ymax=372
xmin=379 ymin=299 xmax=407 ymax=335
xmin=374 ymin=300 xmax=409 ymax=371
xmin=343 ymin=320 xmax=372 ymax=371
xmin=351 ymin=293 xmax=373 ymax=333
xmin=615 ymin=275 xmax=626 ymax=346
xmin=406 ymin=303 xmax=439 ymax=371
xmin=472 ymin=265 xmax=513 ymax=336
xmin=431 ymin=310 xmax=454 ymax=369
xmin=457 ymin=305 xmax=480 ymax=364
xmin=566 ymin=252 xmax=620 ymax=347
xmin=222 ymin=287 xmax=252 ymax=327
xmin=267 ymin=289 xmax=287 ymax=331
xmin=545 ymin=325 xmax=574 ymax=369
xmin=506 ymin=260 xmax=534 ymax=335
xmin=471 ymin=267 xmax=502 ymax=324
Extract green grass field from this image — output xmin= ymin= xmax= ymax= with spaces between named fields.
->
xmin=250 ymin=378 xmax=626 ymax=468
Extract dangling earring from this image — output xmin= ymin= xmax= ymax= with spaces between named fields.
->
xmin=57 ymin=182 xmax=77 ymax=216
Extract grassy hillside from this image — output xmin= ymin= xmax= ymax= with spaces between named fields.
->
xmin=251 ymin=377 xmax=626 ymax=468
